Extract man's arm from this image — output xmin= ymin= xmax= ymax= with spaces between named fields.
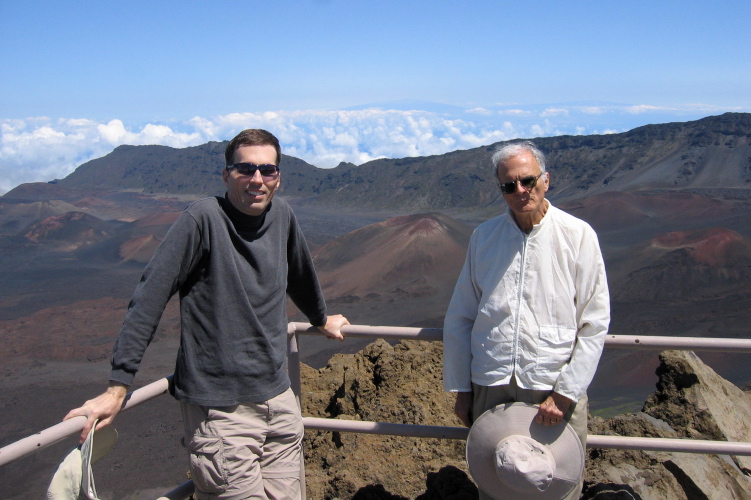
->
xmin=285 ymin=210 xmax=329 ymax=327
xmin=454 ymin=391 xmax=473 ymax=428
xmin=65 ymin=211 xmax=203 ymax=439
xmin=443 ymin=231 xmax=480 ymax=393
xmin=554 ymin=228 xmax=610 ymax=402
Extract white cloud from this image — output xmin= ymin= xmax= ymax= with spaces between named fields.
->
xmin=0 ymin=118 xmax=208 ymax=194
xmin=540 ymin=108 xmax=570 ymax=117
xmin=1 ymin=103 xmax=746 ymax=195
xmin=580 ymin=106 xmax=606 ymax=115
xmin=625 ymin=104 xmax=667 ymax=114
xmin=465 ymin=107 xmax=493 ymax=115
xmin=498 ymin=109 xmax=532 ymax=116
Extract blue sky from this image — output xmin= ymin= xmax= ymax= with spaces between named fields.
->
xmin=1 ymin=0 xmax=749 ymax=194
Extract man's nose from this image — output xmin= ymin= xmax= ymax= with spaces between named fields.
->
xmin=248 ymin=169 xmax=264 ymax=182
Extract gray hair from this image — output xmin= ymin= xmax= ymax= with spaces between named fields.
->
xmin=491 ymin=140 xmax=547 ymax=175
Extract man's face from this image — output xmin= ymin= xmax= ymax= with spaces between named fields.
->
xmin=223 ymin=144 xmax=281 ymax=216
xmin=496 ymin=151 xmax=549 ymax=220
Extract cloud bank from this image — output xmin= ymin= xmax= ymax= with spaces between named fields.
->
xmin=0 ymin=103 xmax=743 ymax=195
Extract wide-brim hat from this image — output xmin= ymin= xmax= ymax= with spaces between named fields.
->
xmin=466 ymin=402 xmax=584 ymax=500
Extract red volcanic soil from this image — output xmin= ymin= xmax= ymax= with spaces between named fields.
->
xmin=313 ymin=212 xmax=471 ymax=298
xmin=23 ymin=211 xmax=114 ymax=248
xmin=611 ymin=227 xmax=751 ymax=304
xmin=559 ymin=192 xmax=652 ymax=229
xmin=560 ymin=191 xmax=736 ymax=233
xmin=286 ymin=213 xmax=474 ymax=362
xmin=71 ymin=196 xmax=116 ymax=209
xmin=132 ymin=211 xmax=181 ymax=227
xmin=653 ymin=227 xmax=751 ymax=266
xmin=0 ymin=297 xmax=128 ymax=375
xmin=0 ymin=297 xmax=181 ymax=376
xmin=0 ymin=199 xmax=83 ymax=235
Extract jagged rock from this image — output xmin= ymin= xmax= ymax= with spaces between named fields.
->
xmin=584 ymin=351 xmax=751 ymax=500
xmin=301 ymin=340 xmax=467 ymax=499
xmin=644 ymin=350 xmax=751 ymax=473
xmin=585 ymin=413 xmax=686 ymax=499
xmin=300 ymin=342 xmax=751 ymax=499
xmin=663 ymin=454 xmax=751 ymax=499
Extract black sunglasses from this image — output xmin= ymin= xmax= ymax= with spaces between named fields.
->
xmin=227 ymin=163 xmax=280 ymax=178
xmin=498 ymin=173 xmax=543 ymax=195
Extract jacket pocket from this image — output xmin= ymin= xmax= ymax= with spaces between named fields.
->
xmin=186 ymin=433 xmax=228 ymax=494
xmin=536 ymin=326 xmax=577 ymax=381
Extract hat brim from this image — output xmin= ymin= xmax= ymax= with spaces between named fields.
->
xmin=90 ymin=425 xmax=118 ymax=464
xmin=466 ymin=402 xmax=583 ymax=500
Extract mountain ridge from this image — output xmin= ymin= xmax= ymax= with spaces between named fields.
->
xmin=5 ymin=112 xmax=750 ymax=214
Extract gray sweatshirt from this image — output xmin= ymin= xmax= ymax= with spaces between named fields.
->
xmin=110 ymin=195 xmax=327 ymax=406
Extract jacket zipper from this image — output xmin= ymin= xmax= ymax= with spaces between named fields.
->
xmin=512 ymin=233 xmax=528 ymax=376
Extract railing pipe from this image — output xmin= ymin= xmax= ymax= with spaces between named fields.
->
xmin=604 ymin=334 xmax=751 ymax=352
xmin=290 ymin=322 xmax=442 ymax=341
xmin=291 ymin=323 xmax=751 ymax=353
xmin=303 ymin=417 xmax=470 ymax=440
xmin=4 ymin=325 xmax=751 ymax=476
xmin=304 ymin=417 xmax=751 ymax=456
xmin=587 ymin=435 xmax=751 ymax=456
xmin=0 ymin=376 xmax=171 ymax=468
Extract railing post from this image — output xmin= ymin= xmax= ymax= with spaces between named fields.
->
xmin=287 ymin=323 xmax=306 ymax=500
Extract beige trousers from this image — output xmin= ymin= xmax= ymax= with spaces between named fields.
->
xmin=181 ymin=387 xmax=304 ymax=500
xmin=471 ymin=378 xmax=588 ymax=500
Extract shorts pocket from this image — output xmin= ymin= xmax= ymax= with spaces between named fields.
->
xmin=187 ymin=433 xmax=228 ymax=494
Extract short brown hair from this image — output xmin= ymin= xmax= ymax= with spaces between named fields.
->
xmin=225 ymin=129 xmax=282 ymax=166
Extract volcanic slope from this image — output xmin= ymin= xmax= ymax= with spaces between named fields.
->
xmin=613 ymin=227 xmax=751 ymax=303
xmin=313 ymin=212 xmax=473 ymax=324
xmin=0 ymin=199 xmax=84 ymax=236
xmin=589 ymin=226 xmax=751 ymax=410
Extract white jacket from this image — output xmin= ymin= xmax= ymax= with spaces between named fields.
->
xmin=443 ymin=203 xmax=610 ymax=402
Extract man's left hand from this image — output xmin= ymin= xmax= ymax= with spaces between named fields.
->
xmin=536 ymin=392 xmax=573 ymax=426
xmin=317 ymin=314 xmax=349 ymax=341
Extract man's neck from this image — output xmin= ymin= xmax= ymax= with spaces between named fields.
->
xmin=513 ymin=199 xmax=549 ymax=234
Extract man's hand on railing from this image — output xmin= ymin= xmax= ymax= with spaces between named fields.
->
xmin=318 ymin=314 xmax=350 ymax=341
xmin=63 ymin=382 xmax=128 ymax=443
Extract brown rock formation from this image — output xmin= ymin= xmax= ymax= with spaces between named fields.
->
xmin=300 ymin=342 xmax=751 ymax=499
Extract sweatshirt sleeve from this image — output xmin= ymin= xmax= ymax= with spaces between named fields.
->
xmin=554 ymin=225 xmax=610 ymax=401
xmin=443 ymin=230 xmax=481 ymax=392
xmin=285 ymin=208 xmax=327 ymax=327
xmin=110 ymin=211 xmax=204 ymax=387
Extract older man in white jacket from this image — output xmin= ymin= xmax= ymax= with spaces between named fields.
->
xmin=443 ymin=141 xmax=610 ymax=500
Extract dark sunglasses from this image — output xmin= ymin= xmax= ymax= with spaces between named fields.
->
xmin=499 ymin=173 xmax=543 ymax=195
xmin=227 ymin=163 xmax=280 ymax=178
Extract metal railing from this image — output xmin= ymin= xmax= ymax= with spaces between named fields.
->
xmin=3 ymin=325 xmax=751 ymax=499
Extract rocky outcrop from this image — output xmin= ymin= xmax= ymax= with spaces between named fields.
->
xmin=301 ymin=340 xmax=472 ymax=499
xmin=301 ymin=342 xmax=751 ymax=499
xmin=584 ymin=350 xmax=751 ymax=499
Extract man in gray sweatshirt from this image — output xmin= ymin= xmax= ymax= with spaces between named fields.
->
xmin=65 ymin=129 xmax=349 ymax=499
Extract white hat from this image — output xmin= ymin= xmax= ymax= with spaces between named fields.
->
xmin=46 ymin=421 xmax=118 ymax=500
xmin=466 ymin=402 xmax=584 ymax=500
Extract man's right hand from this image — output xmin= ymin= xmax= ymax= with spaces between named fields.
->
xmin=64 ymin=382 xmax=128 ymax=443
xmin=454 ymin=391 xmax=473 ymax=428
